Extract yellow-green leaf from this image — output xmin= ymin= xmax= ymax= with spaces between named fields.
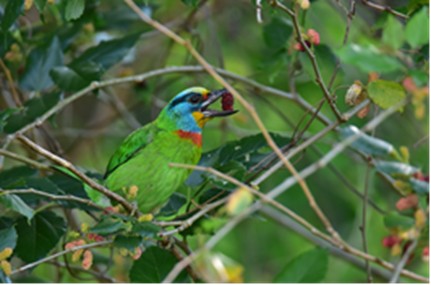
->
xmin=367 ymin=80 xmax=406 ymax=110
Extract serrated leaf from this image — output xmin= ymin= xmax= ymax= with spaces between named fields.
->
xmin=405 ymin=7 xmax=429 ymax=48
xmin=263 ymin=17 xmax=292 ymax=49
xmin=129 ymin=247 xmax=188 ymax=282
xmin=367 ymin=80 xmax=406 ymax=110
xmin=1 ymin=0 xmax=24 ymax=32
xmin=65 ymin=0 xmax=85 ymax=21
xmin=0 ymin=194 xmax=34 ymax=221
xmin=384 ymin=212 xmax=415 ymax=230
xmin=0 ymin=227 xmax=17 ymax=252
xmin=15 ymin=211 xmax=66 ymax=263
xmin=383 ymin=15 xmax=405 ymax=50
xmin=19 ymin=37 xmax=63 ymax=91
xmin=336 ymin=45 xmax=405 ymax=73
xmin=274 ymin=248 xmax=328 ymax=282
xmin=340 ymin=125 xmax=394 ymax=156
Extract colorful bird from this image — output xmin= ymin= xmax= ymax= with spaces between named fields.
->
xmin=104 ymin=87 xmax=236 ymax=214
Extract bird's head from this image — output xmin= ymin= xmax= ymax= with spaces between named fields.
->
xmin=159 ymin=87 xmax=237 ymax=132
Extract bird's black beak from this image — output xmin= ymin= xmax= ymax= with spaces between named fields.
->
xmin=200 ymin=89 xmax=238 ymax=118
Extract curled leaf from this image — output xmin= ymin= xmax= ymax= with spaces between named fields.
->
xmin=340 ymin=126 xmax=394 ymax=156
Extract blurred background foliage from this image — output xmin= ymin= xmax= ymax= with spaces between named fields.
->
xmin=0 ymin=0 xmax=429 ymax=283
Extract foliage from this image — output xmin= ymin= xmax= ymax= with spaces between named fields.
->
xmin=0 ymin=0 xmax=428 ymax=283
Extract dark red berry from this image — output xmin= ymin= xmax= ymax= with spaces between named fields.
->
xmin=222 ymin=92 xmax=234 ymax=111
xmin=382 ymin=235 xmax=401 ymax=248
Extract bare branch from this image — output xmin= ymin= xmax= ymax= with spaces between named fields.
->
xmin=16 ymin=135 xmax=137 ymax=215
xmin=271 ymin=0 xmax=345 ymax=122
xmin=361 ymin=0 xmax=408 ymax=20
xmin=389 ymin=239 xmax=419 ymax=283
xmin=0 ymin=188 xmax=106 ymax=211
xmin=11 ymin=240 xmax=112 ymax=275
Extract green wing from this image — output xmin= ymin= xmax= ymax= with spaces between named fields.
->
xmin=104 ymin=122 xmax=160 ymax=178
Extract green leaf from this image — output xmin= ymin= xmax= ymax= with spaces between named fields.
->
xmin=1 ymin=0 xmax=24 ymax=32
xmin=131 ymin=222 xmax=160 ymax=238
xmin=300 ymin=44 xmax=338 ymax=84
xmin=0 ymin=227 xmax=17 ymax=251
xmin=0 ymin=194 xmax=34 ymax=221
xmin=405 ymin=7 xmax=429 ymax=48
xmin=384 ymin=212 xmax=415 ymax=230
xmin=409 ymin=178 xmax=429 ymax=194
xmin=50 ymin=66 xmax=89 ymax=92
xmin=382 ymin=15 xmax=405 ymax=50
xmin=129 ymin=247 xmax=188 ymax=282
xmin=89 ymin=218 xmax=127 ymax=236
xmin=69 ymin=33 xmax=140 ymax=78
xmin=158 ymin=193 xmax=187 ymax=217
xmin=340 ymin=125 xmax=395 ymax=156
xmin=19 ymin=37 xmax=64 ymax=91
xmin=15 ymin=211 xmax=66 ymax=263
xmin=34 ymin=0 xmax=47 ymax=13
xmin=263 ymin=17 xmax=292 ymax=50
xmin=274 ymin=248 xmax=329 ymax=283
xmin=375 ymin=161 xmax=419 ymax=176
xmin=181 ymin=0 xmax=199 ymax=7
xmin=367 ymin=80 xmax=406 ymax=110
xmin=4 ymin=92 xmax=62 ymax=133
xmin=0 ymin=166 xmax=37 ymax=188
xmin=114 ymin=235 xmax=142 ymax=251
xmin=337 ymin=44 xmax=405 ymax=73
xmin=65 ymin=0 xmax=85 ymax=21
xmin=0 ymin=30 xmax=14 ymax=57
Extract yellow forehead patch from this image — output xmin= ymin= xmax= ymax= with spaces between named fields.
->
xmin=188 ymin=87 xmax=210 ymax=99
xmin=192 ymin=111 xmax=211 ymax=128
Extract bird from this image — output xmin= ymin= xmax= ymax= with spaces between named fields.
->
xmin=104 ymin=87 xmax=237 ymax=214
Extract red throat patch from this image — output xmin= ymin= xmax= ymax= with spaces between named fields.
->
xmin=175 ymin=130 xmax=202 ymax=147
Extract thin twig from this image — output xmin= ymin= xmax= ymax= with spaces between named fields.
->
xmin=361 ymin=0 xmax=408 ymax=20
xmin=360 ymin=165 xmax=373 ymax=282
xmin=0 ymin=59 xmax=22 ymax=107
xmin=16 ymin=135 xmax=137 ymax=215
xmin=256 ymin=0 xmax=263 ymax=23
xmin=159 ymin=197 xmax=228 ymax=237
xmin=0 ymin=149 xmax=50 ymax=170
xmin=271 ymin=0 xmax=345 ymax=122
xmin=389 ymin=239 xmax=418 ymax=283
xmin=11 ymin=240 xmax=112 ymax=275
xmin=0 ymin=189 xmax=106 ymax=211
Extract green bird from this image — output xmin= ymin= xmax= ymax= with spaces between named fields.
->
xmin=104 ymin=87 xmax=236 ymax=214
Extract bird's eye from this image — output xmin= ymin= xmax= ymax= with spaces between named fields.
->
xmin=188 ymin=94 xmax=201 ymax=104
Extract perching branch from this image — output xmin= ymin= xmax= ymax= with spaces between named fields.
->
xmin=16 ymin=135 xmax=137 ymax=215
xmin=11 ymin=240 xmax=112 ymax=275
xmin=0 ymin=188 xmax=106 ymax=211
